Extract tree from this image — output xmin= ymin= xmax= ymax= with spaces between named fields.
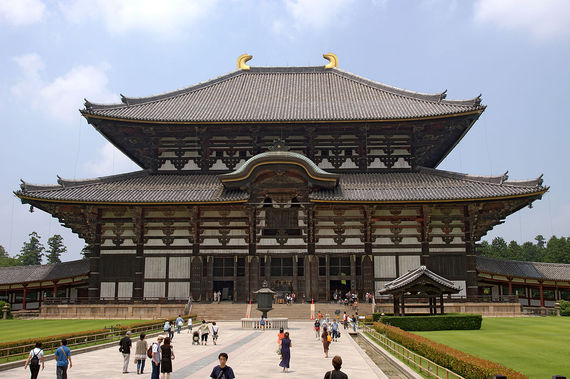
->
xmin=45 ymin=234 xmax=67 ymax=264
xmin=0 ymin=245 xmax=8 ymax=258
xmin=81 ymin=244 xmax=92 ymax=260
xmin=17 ymin=232 xmax=44 ymax=265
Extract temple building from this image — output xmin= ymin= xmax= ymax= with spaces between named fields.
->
xmin=15 ymin=54 xmax=548 ymax=304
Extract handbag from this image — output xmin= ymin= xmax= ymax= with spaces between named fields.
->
xmin=276 ymin=347 xmax=282 ymax=356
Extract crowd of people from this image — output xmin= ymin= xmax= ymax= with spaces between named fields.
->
xmin=23 ymin=313 xmax=356 ymax=378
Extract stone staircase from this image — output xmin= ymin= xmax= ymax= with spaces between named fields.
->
xmin=190 ymin=303 xmax=249 ymax=321
xmin=190 ymin=302 xmax=375 ymax=321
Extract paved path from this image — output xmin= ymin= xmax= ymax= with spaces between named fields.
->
xmin=9 ymin=321 xmax=387 ymax=378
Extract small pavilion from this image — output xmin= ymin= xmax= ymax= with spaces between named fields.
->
xmin=379 ymin=266 xmax=460 ymax=316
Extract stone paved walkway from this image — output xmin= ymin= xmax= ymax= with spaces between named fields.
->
xmin=8 ymin=321 xmax=387 ymax=378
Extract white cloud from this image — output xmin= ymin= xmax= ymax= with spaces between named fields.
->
xmin=274 ymin=0 xmax=354 ymax=34
xmin=11 ymin=53 xmax=118 ymax=124
xmin=474 ymin=0 xmax=570 ymax=41
xmin=60 ymin=0 xmax=218 ymax=36
xmin=85 ymin=142 xmax=140 ymax=177
xmin=0 ymin=0 xmax=46 ymax=25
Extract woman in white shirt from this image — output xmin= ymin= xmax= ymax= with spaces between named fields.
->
xmin=24 ymin=341 xmax=44 ymax=379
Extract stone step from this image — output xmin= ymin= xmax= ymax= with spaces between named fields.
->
xmin=189 ymin=302 xmax=375 ymax=321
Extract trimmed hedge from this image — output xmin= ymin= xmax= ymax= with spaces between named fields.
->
xmin=379 ymin=313 xmax=482 ymax=331
xmin=373 ymin=322 xmax=528 ymax=379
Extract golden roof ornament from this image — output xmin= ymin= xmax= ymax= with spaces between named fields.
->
xmin=237 ymin=54 xmax=252 ymax=70
xmin=323 ymin=53 xmax=338 ymax=69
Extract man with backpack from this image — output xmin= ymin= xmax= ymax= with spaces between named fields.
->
xmin=54 ymin=339 xmax=72 ymax=379
xmin=24 ymin=341 xmax=44 ymax=379
xmin=150 ymin=335 xmax=164 ymax=379
xmin=119 ymin=330 xmax=132 ymax=373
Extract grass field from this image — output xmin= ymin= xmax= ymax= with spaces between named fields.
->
xmin=0 ymin=319 xmax=150 ymax=343
xmin=414 ymin=317 xmax=570 ymax=379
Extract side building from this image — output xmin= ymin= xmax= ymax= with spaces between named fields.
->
xmin=15 ymin=54 xmax=547 ymax=303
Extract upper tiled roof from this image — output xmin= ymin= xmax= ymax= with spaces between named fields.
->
xmin=378 ymin=265 xmax=460 ymax=294
xmin=476 ymin=256 xmax=570 ymax=282
xmin=0 ymin=260 xmax=89 ymax=286
xmin=17 ymin=167 xmax=545 ymax=204
xmin=81 ymin=66 xmax=484 ymax=123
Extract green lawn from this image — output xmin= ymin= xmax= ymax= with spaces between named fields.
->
xmin=414 ymin=317 xmax=570 ymax=379
xmin=0 ymin=319 xmax=149 ymax=343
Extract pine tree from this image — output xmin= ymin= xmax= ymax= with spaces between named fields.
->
xmin=81 ymin=244 xmax=92 ymax=260
xmin=0 ymin=245 xmax=8 ymax=258
xmin=17 ymin=232 xmax=44 ymax=265
xmin=46 ymin=234 xmax=67 ymax=264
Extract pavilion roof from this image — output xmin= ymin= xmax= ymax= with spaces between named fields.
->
xmin=378 ymin=265 xmax=461 ymax=294
xmin=16 ymin=167 xmax=546 ymax=205
xmin=476 ymin=256 xmax=570 ymax=282
xmin=81 ymin=66 xmax=484 ymax=123
xmin=0 ymin=259 xmax=89 ymax=286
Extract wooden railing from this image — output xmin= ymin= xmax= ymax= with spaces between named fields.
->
xmin=361 ymin=324 xmax=463 ymax=379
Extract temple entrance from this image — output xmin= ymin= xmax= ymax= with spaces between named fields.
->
xmin=330 ymin=280 xmax=351 ymax=301
xmin=213 ymin=281 xmax=234 ymax=301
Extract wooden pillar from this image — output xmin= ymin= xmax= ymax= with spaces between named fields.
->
xmin=400 ymin=295 xmax=405 ymax=316
xmin=508 ymin=279 xmax=513 ymax=296
xmin=292 ymin=255 xmax=298 ymax=294
xmin=133 ymin=206 xmax=144 ymax=299
xmin=22 ymin=286 xmax=27 ymax=310
xmin=87 ymin=207 xmax=101 ymax=300
xmin=539 ymin=282 xmax=544 ymax=307
xmin=393 ymin=296 xmax=399 ymax=316
xmin=53 ymin=281 xmax=58 ymax=297
xmin=440 ymin=294 xmax=444 ymax=314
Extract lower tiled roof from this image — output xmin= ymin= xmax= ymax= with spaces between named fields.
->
xmin=0 ymin=260 xmax=90 ymax=286
xmin=476 ymin=256 xmax=570 ymax=282
xmin=17 ymin=167 xmax=545 ymax=204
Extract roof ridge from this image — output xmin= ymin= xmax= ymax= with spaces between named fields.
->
xmin=417 ymin=167 xmax=544 ymax=188
xmin=331 ymin=68 xmax=483 ymax=107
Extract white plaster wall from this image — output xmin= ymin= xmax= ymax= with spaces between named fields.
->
xmin=144 ymin=282 xmax=165 ymax=298
xmin=398 ymin=255 xmax=421 ymax=275
xmin=169 ymin=257 xmax=190 ymax=279
xmin=145 ymin=257 xmax=166 ymax=279
xmin=117 ymin=282 xmax=133 ymax=298
xmin=374 ymin=256 xmax=396 ymax=278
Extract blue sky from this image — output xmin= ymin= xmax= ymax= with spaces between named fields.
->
xmin=1 ymin=0 xmax=569 ymax=262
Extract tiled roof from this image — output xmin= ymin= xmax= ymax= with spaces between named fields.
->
xmin=81 ymin=66 xmax=484 ymax=123
xmin=18 ymin=170 xmax=249 ymax=204
xmin=310 ymin=167 xmax=546 ymax=202
xmin=476 ymin=256 xmax=570 ymax=282
xmin=0 ymin=260 xmax=89 ymax=286
xmin=17 ymin=167 xmax=545 ymax=204
xmin=378 ymin=265 xmax=460 ymax=294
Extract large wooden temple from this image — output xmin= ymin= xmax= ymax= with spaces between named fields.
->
xmin=16 ymin=54 xmax=547 ymax=303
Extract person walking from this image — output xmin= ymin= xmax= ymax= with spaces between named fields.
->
xmin=134 ymin=332 xmax=148 ymax=375
xmin=24 ymin=341 xmax=44 ymax=379
xmin=176 ymin=315 xmax=184 ymax=334
xmin=119 ymin=330 xmax=132 ymax=374
xmin=160 ymin=337 xmax=175 ymax=379
xmin=163 ymin=320 xmax=170 ymax=335
xmin=314 ymin=318 xmax=321 ymax=339
xmin=54 ymin=339 xmax=72 ymax=379
xmin=279 ymin=332 xmax=292 ymax=373
xmin=168 ymin=321 xmax=175 ymax=340
xmin=321 ymin=327 xmax=331 ymax=358
xmin=212 ymin=321 xmax=219 ymax=345
xmin=324 ymin=355 xmax=348 ymax=379
xmin=187 ymin=317 xmax=193 ymax=334
xmin=199 ymin=320 xmax=210 ymax=345
xmin=331 ymin=319 xmax=339 ymax=341
xmin=342 ymin=312 xmax=348 ymax=330
xmin=210 ymin=352 xmax=235 ymax=379
xmin=351 ymin=314 xmax=357 ymax=332
xmin=151 ymin=335 xmax=164 ymax=379
xmin=260 ymin=315 xmax=265 ymax=330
